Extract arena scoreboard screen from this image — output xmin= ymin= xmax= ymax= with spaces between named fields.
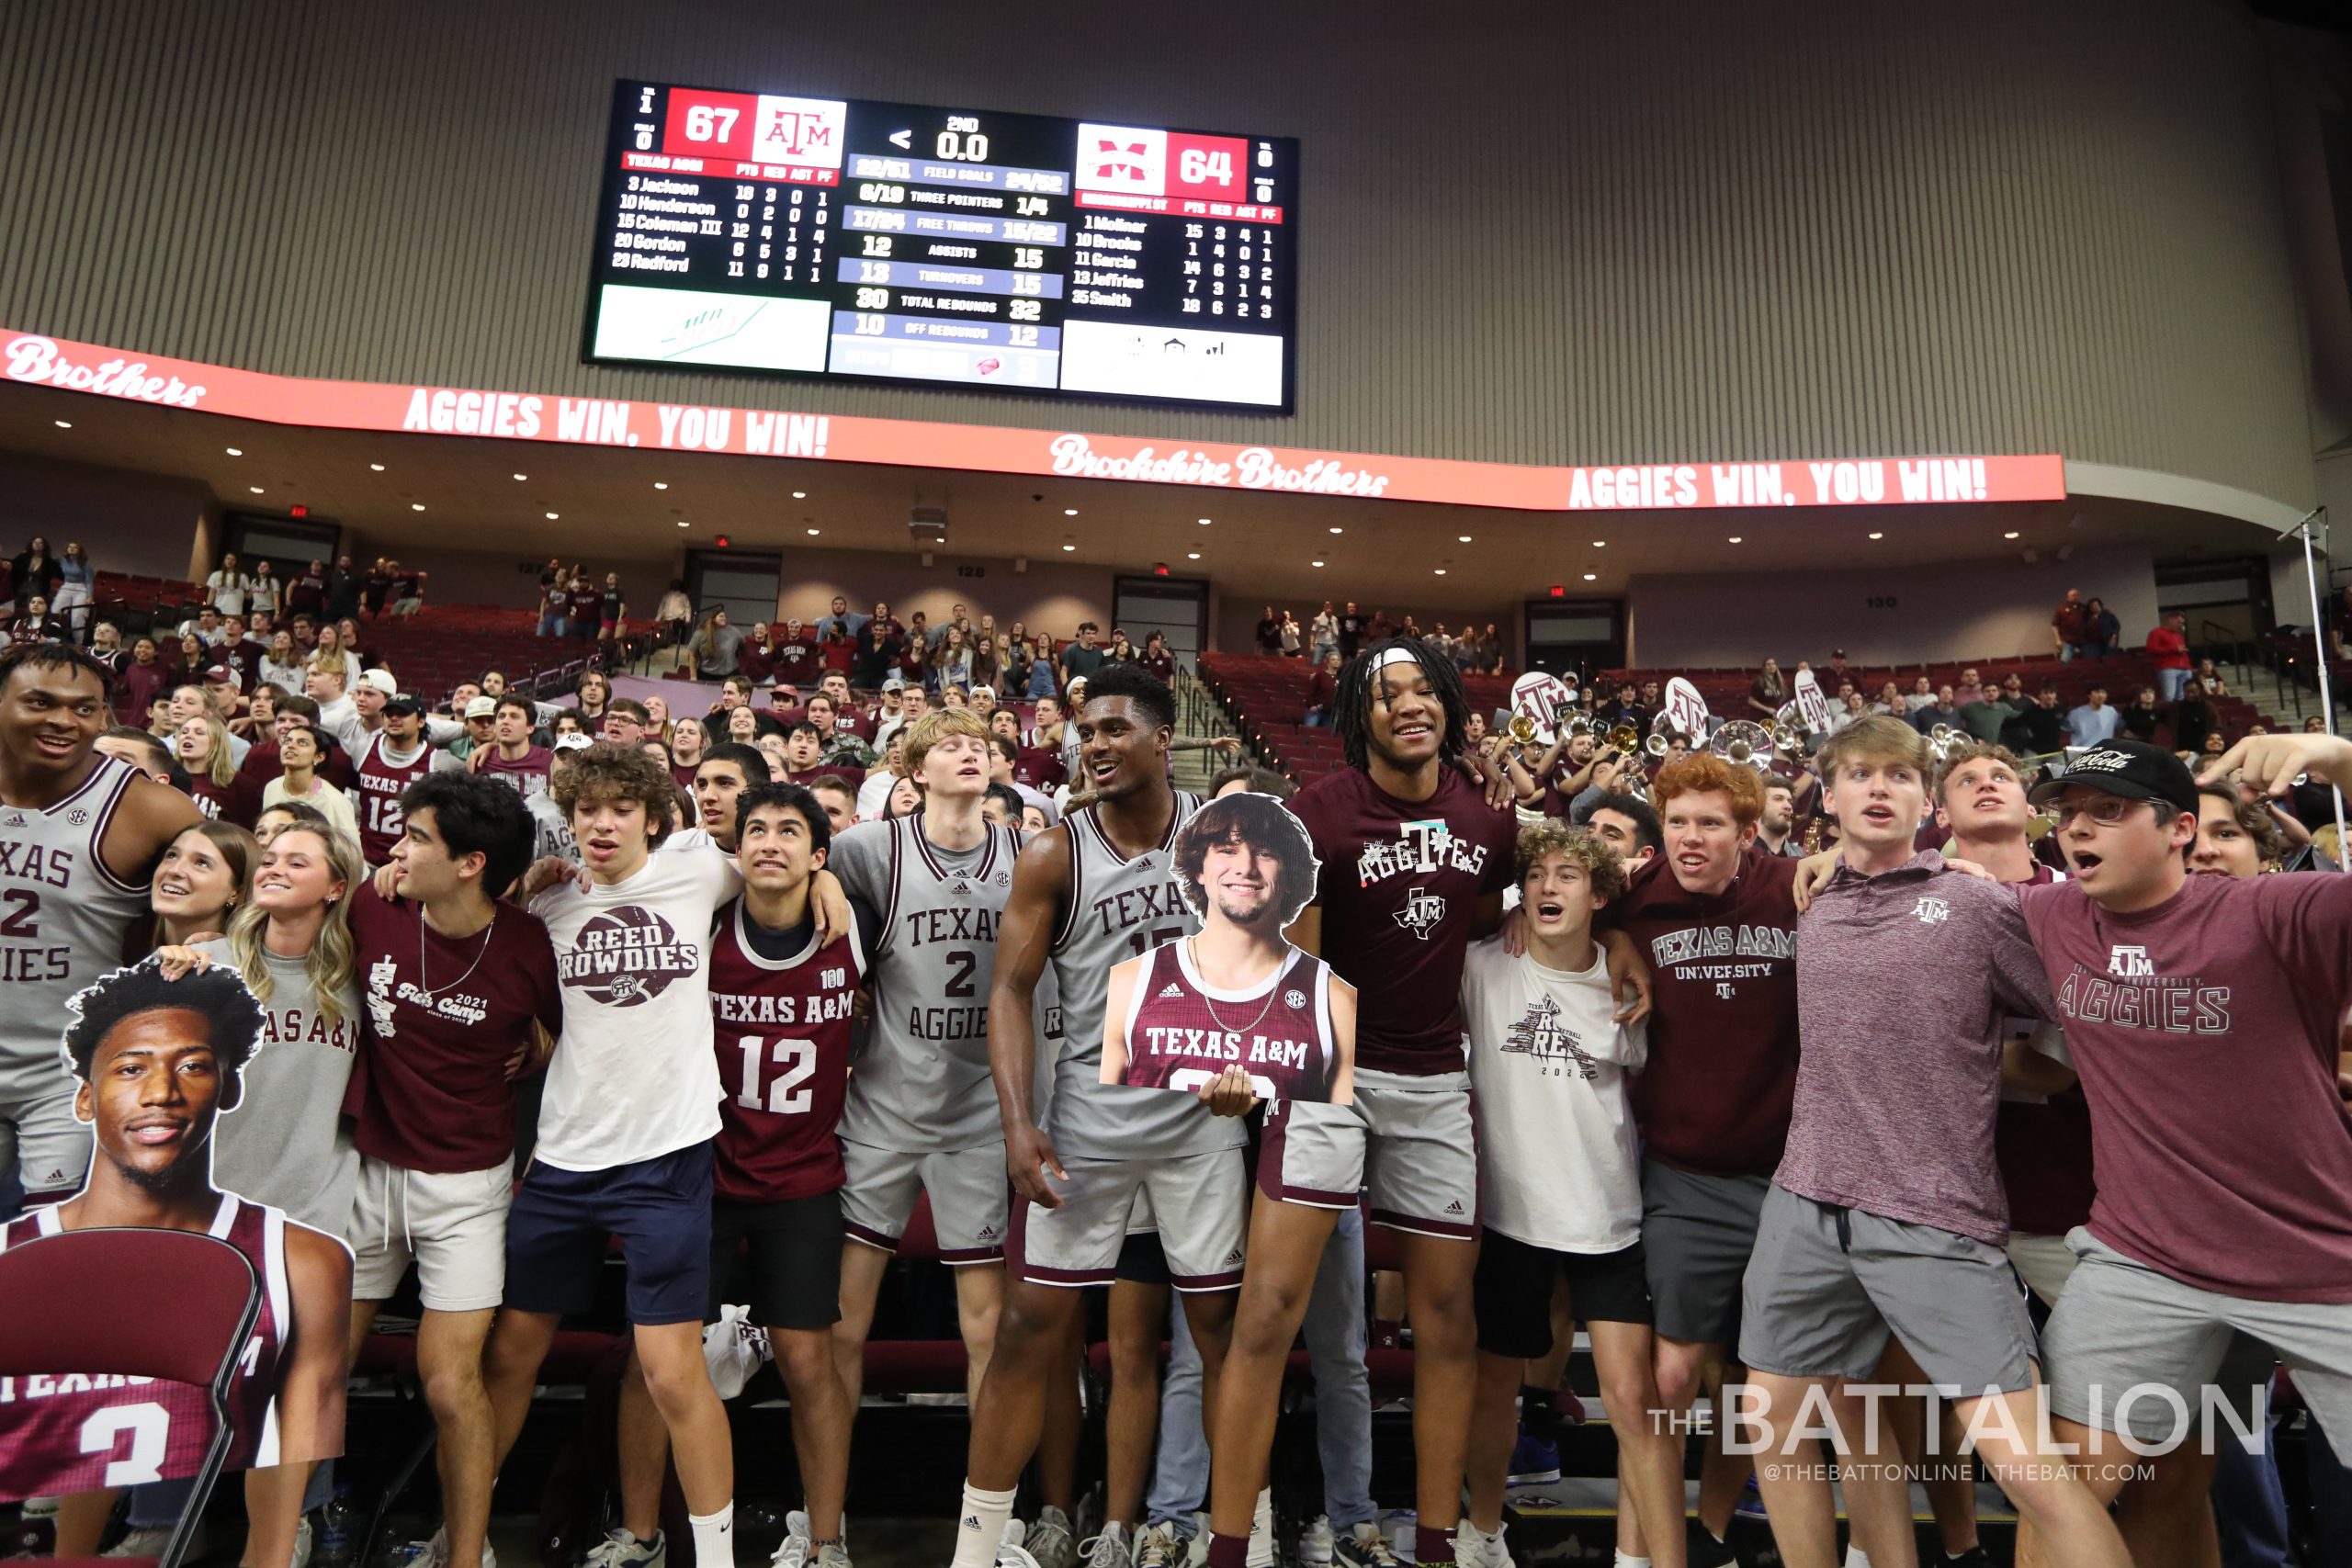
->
xmin=585 ymin=81 xmax=1299 ymax=411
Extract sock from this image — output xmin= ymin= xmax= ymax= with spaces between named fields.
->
xmin=1612 ymin=1554 xmax=1653 ymax=1568
xmin=1844 ymin=1551 xmax=1872 ymax=1568
xmin=1520 ymin=1384 xmax=1561 ymax=1441
xmin=1416 ymin=1527 xmax=1455 ymax=1568
xmin=952 ymin=1484 xmax=1019 ymax=1568
xmin=1205 ymin=1533 xmax=1250 ymax=1568
xmin=687 ymin=1505 xmax=734 ymax=1568
xmin=1246 ymin=1489 xmax=1274 ymax=1568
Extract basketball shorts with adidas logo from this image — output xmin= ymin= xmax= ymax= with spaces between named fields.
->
xmin=1260 ymin=1068 xmax=1480 ymax=1239
xmin=840 ymin=1139 xmax=1011 ymax=1265
xmin=1009 ymin=1147 xmax=1249 ymax=1292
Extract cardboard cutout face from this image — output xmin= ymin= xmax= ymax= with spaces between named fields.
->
xmin=0 ymin=956 xmax=351 ymax=1503
xmin=1099 ymin=793 xmax=1354 ymax=1105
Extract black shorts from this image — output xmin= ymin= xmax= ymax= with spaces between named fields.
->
xmin=708 ymin=1190 xmax=844 ymax=1332
xmin=1474 ymin=1229 xmax=1652 ymax=1358
xmin=1114 ymin=1229 xmax=1171 ymax=1287
xmin=505 ymin=1143 xmax=713 ymax=1326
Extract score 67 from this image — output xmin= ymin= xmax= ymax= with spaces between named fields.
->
xmin=663 ymin=90 xmax=757 ymax=159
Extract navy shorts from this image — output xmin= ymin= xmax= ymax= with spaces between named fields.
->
xmin=505 ymin=1142 xmax=714 ymax=1326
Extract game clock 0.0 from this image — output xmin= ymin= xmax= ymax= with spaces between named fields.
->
xmin=584 ymin=80 xmax=1299 ymax=412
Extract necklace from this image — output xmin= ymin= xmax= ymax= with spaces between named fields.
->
xmin=1188 ymin=938 xmax=1284 ymax=1037
xmin=417 ymin=907 xmax=496 ymax=1007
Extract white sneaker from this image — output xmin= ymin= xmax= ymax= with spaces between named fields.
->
xmin=1455 ymin=1522 xmax=1512 ymax=1568
xmin=1078 ymin=1526 xmax=1131 ymax=1568
xmin=1249 ymin=1490 xmax=1272 ymax=1566
xmin=293 ymin=1515 xmax=314 ymax=1568
xmin=1131 ymin=1525 xmax=1181 ymax=1568
xmin=104 ymin=1526 xmax=196 ymax=1560
xmin=1027 ymin=1508 xmax=1077 ymax=1568
xmin=814 ymin=1545 xmax=850 ymax=1568
xmin=769 ymin=1509 xmax=814 ymax=1568
xmin=995 ymin=1517 xmax=1042 ymax=1568
xmin=1298 ymin=1517 xmax=1336 ymax=1568
xmin=422 ymin=1526 xmax=498 ymax=1568
xmin=582 ymin=1527 xmax=667 ymax=1568
xmin=1185 ymin=1515 xmax=1209 ymax=1568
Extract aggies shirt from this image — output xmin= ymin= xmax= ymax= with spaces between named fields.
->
xmin=344 ymin=884 xmax=563 ymax=1175
xmin=1288 ymin=767 xmax=1515 ymax=1074
xmin=530 ymin=840 xmax=741 ymax=1171
xmin=1605 ymin=846 xmax=1801 ymax=1177
xmin=2020 ymin=872 xmax=2352 ymax=1303
xmin=478 ymin=744 xmax=552 ymax=800
xmin=707 ymin=901 xmax=865 ymax=1202
xmin=1992 ymin=863 xmax=2096 ymax=1237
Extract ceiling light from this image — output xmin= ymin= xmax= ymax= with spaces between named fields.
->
xmin=1592 ymin=539 xmax=1606 ymax=547
xmin=224 ymin=446 xmax=241 ymax=456
xmin=1197 ymin=517 xmax=1212 ymax=525
xmin=1728 ymin=536 xmax=1743 ymax=544
xmin=512 ymin=473 xmax=527 ymax=481
xmin=1187 ymin=551 xmax=1200 ymax=559
xmin=1311 ymin=559 xmax=1324 ymax=568
xmin=369 ymin=462 xmax=385 ymax=471
xmin=653 ymin=481 xmax=668 ymax=491
xmin=1329 ymin=526 xmax=1342 ymax=535
xmin=1062 ymin=543 xmax=1076 ymax=552
xmin=677 ymin=521 xmax=689 ymax=528
xmin=1457 ymin=535 xmax=1472 ymax=543
xmin=52 ymin=420 xmax=70 ymax=429
xmin=1064 ymin=508 xmax=1079 ymax=516
xmin=1433 ymin=568 xmax=1447 ymax=576
xmin=249 ymin=486 xmax=265 ymax=494
xmin=792 ymin=491 xmax=807 ymax=500
xmin=806 ymin=527 xmax=820 ymax=536
xmin=411 ymin=502 xmax=425 ymax=512
xmin=545 ymin=511 xmax=559 ymax=520
xmin=1583 ymin=572 xmax=1598 ymax=581
xmin=2004 ymin=530 xmax=2020 ymax=540
xmin=1868 ymin=531 xmax=1883 ymax=540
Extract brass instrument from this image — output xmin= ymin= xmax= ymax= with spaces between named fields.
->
xmin=1508 ymin=714 xmax=1540 ymax=745
xmin=1645 ymin=730 xmax=1673 ymax=758
xmin=1710 ymin=719 xmax=1773 ymax=771
xmin=1564 ymin=716 xmax=1594 ymax=739
xmin=1604 ymin=723 xmax=1640 ymax=752
xmin=1771 ymin=699 xmax=1810 ymax=754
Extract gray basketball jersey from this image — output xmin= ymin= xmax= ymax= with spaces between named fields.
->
xmin=1048 ymin=790 xmax=1242 ymax=1161
xmin=0 ymin=755 xmax=153 ymax=1100
xmin=831 ymin=812 xmax=1023 ymax=1152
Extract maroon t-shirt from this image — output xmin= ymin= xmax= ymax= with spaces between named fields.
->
xmin=2021 ymin=871 xmax=2352 ymax=1302
xmin=770 ymin=637 xmax=821 ymax=686
xmin=1993 ymin=863 xmax=2096 ymax=1236
xmin=820 ymin=635 xmax=857 ymax=675
xmin=114 ymin=659 xmax=169 ymax=726
xmin=1606 ymin=847 xmax=1802 ymax=1178
xmin=478 ymin=745 xmax=552 ymax=799
xmin=567 ymin=588 xmax=601 ymax=626
xmin=1289 ymin=766 xmax=1515 ymax=1074
xmin=1014 ymin=747 xmax=1067 ymax=790
xmin=343 ymin=884 xmax=563 ymax=1173
xmin=239 ymin=737 xmax=356 ymax=791
xmin=185 ymin=771 xmax=262 ymax=829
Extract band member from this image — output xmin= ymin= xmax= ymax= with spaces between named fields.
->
xmin=1102 ymin=790 xmax=1351 ymax=1108
xmin=4 ymin=959 xmax=349 ymax=1551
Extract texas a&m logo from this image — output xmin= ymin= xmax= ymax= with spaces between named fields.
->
xmin=2107 ymin=945 xmax=2154 ymax=979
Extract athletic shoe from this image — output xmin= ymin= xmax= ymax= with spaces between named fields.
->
xmin=1186 ymin=1514 xmax=1209 ymax=1568
xmin=1505 ymin=1430 xmax=1561 ymax=1485
xmin=582 ymin=1527 xmax=666 ymax=1568
xmin=1297 ymin=1516 xmax=1336 ymax=1568
xmin=419 ymin=1526 xmax=498 ymax=1568
xmin=769 ymin=1510 xmax=815 ymax=1568
xmin=1333 ymin=1523 xmax=1401 ymax=1568
xmin=293 ymin=1515 xmax=313 ymax=1568
xmin=104 ymin=1525 xmax=200 ymax=1560
xmin=1684 ymin=1520 xmax=1739 ymax=1568
xmin=996 ymin=1517 xmax=1043 ymax=1568
xmin=814 ymin=1544 xmax=851 ymax=1568
xmin=705 ymin=1304 xmax=773 ymax=1399
xmin=1455 ymin=1522 xmax=1511 ymax=1568
xmin=1027 ymin=1507 xmax=1077 ymax=1568
xmin=1733 ymin=1473 xmax=1770 ymax=1520
xmin=1077 ymin=1526 xmax=1131 ymax=1568
xmin=1131 ymin=1525 xmax=1182 ymax=1568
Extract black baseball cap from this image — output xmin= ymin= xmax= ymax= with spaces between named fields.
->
xmin=382 ymin=693 xmax=422 ymax=716
xmin=2027 ymin=739 xmax=2197 ymax=817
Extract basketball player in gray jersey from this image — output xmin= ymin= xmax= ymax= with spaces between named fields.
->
xmin=945 ymin=664 xmax=1250 ymax=1568
xmin=828 ymin=708 xmax=1024 ymax=1419
xmin=0 ymin=643 xmax=201 ymax=1209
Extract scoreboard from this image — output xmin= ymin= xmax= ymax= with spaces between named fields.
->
xmin=584 ymin=81 xmax=1298 ymax=412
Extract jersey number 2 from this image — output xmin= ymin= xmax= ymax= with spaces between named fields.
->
xmin=734 ymin=1036 xmax=816 ymax=1114
xmin=0 ymin=889 xmax=37 ymax=938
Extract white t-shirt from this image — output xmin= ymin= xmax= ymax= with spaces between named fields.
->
xmin=529 ymin=838 xmax=741 ymax=1170
xmin=207 ymin=570 xmax=249 ymax=615
xmin=1460 ymin=935 xmax=1647 ymax=1253
xmin=855 ymin=768 xmax=901 ymax=820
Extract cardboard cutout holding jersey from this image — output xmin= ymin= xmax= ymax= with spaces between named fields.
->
xmin=1101 ymin=792 xmax=1356 ymax=1106
xmin=0 ymin=956 xmax=352 ymax=1502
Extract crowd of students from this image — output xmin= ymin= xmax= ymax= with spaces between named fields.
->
xmin=2 ymin=617 xmax=2349 ymax=1568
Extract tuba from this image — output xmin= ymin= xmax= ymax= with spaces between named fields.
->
xmin=1643 ymin=714 xmax=1686 ymax=759
xmin=1770 ymin=699 xmax=1810 ymax=754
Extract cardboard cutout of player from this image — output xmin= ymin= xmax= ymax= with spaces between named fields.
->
xmin=1100 ymin=792 xmax=1355 ymax=1105
xmin=0 ymin=957 xmax=352 ymax=1503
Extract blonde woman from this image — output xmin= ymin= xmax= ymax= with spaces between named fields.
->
xmin=176 ymin=711 xmax=257 ymax=825
xmin=309 ymin=622 xmax=349 ymax=684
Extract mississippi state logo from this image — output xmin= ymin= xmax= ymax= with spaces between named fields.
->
xmin=560 ymin=905 xmax=698 ymax=1005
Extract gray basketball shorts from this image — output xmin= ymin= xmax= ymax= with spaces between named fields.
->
xmin=1640 ymin=1160 xmax=1770 ymax=1347
xmin=1259 ymin=1068 xmax=1477 ymax=1239
xmin=839 ymin=1139 xmax=1009 ymax=1265
xmin=2043 ymin=1228 xmax=2352 ymax=1449
xmin=0 ymin=1083 xmax=92 ymax=1201
xmin=1011 ymin=1147 xmax=1248 ymax=1292
xmin=1739 ymin=1183 xmax=2037 ymax=1397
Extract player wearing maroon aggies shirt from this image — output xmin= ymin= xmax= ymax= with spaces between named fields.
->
xmin=1205 ymin=641 xmax=1541 ymax=1568
xmin=1 ymin=959 xmax=348 ymax=1529
xmin=608 ymin=784 xmax=869 ymax=1568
